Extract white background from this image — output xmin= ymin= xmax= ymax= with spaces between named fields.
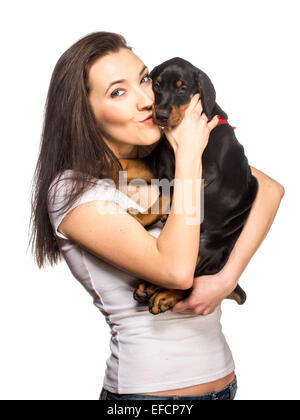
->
xmin=1 ymin=0 xmax=299 ymax=400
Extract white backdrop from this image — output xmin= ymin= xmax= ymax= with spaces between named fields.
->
xmin=1 ymin=0 xmax=299 ymax=400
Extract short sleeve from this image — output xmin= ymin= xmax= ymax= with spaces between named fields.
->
xmin=47 ymin=170 xmax=146 ymax=240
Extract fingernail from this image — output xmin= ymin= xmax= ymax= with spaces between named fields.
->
xmin=217 ymin=115 xmax=220 ymax=119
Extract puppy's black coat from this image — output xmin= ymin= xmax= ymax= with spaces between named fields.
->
xmin=144 ymin=57 xmax=258 ymax=304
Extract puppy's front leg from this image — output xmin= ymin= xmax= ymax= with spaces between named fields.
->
xmin=133 ymin=281 xmax=163 ymax=304
xmin=149 ymin=289 xmax=189 ymax=315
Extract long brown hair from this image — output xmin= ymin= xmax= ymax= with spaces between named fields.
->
xmin=29 ymin=32 xmax=143 ymax=269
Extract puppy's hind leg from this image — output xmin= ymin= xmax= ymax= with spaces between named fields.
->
xmin=226 ymin=284 xmax=247 ymax=305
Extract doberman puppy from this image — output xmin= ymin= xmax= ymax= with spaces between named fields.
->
xmin=121 ymin=57 xmax=258 ymax=315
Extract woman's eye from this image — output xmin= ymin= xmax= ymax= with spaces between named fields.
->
xmin=110 ymin=89 xmax=125 ymax=98
xmin=141 ymin=74 xmax=151 ymax=84
xmin=110 ymin=75 xmax=151 ymax=98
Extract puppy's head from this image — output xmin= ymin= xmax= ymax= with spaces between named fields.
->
xmin=150 ymin=57 xmax=216 ymax=127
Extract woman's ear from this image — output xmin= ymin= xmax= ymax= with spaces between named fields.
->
xmin=195 ymin=70 xmax=216 ymax=119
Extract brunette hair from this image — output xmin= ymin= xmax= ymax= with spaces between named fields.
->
xmin=29 ymin=32 xmax=139 ymax=268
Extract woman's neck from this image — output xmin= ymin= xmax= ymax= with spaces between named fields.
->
xmin=120 ymin=147 xmax=139 ymax=159
xmin=102 ymin=135 xmax=139 ymax=159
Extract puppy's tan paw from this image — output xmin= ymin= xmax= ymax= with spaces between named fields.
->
xmin=149 ymin=290 xmax=185 ymax=315
xmin=134 ymin=281 xmax=163 ymax=304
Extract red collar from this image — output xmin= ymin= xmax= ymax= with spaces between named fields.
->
xmin=209 ymin=118 xmax=236 ymax=130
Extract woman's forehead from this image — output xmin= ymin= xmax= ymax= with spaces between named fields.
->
xmin=88 ymin=49 xmax=145 ymax=92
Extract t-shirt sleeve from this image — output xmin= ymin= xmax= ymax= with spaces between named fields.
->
xmin=47 ymin=169 xmax=146 ymax=241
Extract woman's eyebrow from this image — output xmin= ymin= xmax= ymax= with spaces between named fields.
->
xmin=105 ymin=65 xmax=148 ymax=94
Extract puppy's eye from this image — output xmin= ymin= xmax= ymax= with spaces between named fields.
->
xmin=153 ymin=81 xmax=161 ymax=91
xmin=177 ymin=85 xmax=187 ymax=95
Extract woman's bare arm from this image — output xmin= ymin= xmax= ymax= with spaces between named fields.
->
xmin=171 ymin=166 xmax=285 ymax=315
xmin=58 ymin=158 xmax=203 ymax=291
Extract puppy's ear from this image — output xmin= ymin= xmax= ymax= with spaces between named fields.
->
xmin=195 ymin=70 xmax=216 ymax=119
xmin=149 ymin=65 xmax=160 ymax=80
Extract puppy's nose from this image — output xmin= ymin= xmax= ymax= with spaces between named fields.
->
xmin=155 ymin=109 xmax=170 ymax=122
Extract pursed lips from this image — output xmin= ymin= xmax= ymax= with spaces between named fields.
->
xmin=140 ymin=114 xmax=153 ymax=123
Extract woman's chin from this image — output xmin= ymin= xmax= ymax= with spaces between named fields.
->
xmin=143 ymin=125 xmax=162 ymax=143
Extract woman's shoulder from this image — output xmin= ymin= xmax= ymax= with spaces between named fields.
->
xmin=47 ymin=169 xmax=128 ymax=241
xmin=47 ymin=169 xmax=146 ymax=214
xmin=48 ymin=169 xmax=116 ymax=198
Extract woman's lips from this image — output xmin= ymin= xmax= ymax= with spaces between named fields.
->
xmin=139 ymin=113 xmax=154 ymax=124
xmin=142 ymin=117 xmax=153 ymax=124
xmin=140 ymin=115 xmax=154 ymax=124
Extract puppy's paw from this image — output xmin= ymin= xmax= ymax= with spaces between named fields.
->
xmin=133 ymin=281 xmax=163 ymax=304
xmin=149 ymin=290 xmax=185 ymax=315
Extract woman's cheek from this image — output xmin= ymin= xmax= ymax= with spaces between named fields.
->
xmin=102 ymin=103 xmax=132 ymax=126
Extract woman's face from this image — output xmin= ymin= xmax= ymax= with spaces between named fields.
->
xmin=88 ymin=48 xmax=161 ymax=159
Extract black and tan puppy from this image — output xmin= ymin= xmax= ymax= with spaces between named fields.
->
xmin=132 ymin=57 xmax=258 ymax=314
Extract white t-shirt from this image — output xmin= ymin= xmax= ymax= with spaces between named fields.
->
xmin=47 ymin=169 xmax=235 ymax=394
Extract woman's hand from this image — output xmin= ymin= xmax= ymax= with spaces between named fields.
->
xmin=164 ymin=93 xmax=219 ymax=158
xmin=171 ymin=271 xmax=237 ymax=316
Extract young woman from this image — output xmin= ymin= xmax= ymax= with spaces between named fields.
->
xmin=29 ymin=32 xmax=284 ymax=400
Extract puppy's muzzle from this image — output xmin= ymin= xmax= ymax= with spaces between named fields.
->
xmin=153 ymin=108 xmax=170 ymax=127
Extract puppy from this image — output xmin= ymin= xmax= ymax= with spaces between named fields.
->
xmin=132 ymin=57 xmax=258 ymax=314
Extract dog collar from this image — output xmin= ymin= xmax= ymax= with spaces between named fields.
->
xmin=210 ymin=118 xmax=236 ymax=130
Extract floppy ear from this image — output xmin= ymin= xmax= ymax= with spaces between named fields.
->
xmin=149 ymin=64 xmax=160 ymax=80
xmin=195 ymin=70 xmax=216 ymax=119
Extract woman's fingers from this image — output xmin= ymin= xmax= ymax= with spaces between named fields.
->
xmin=199 ymin=112 xmax=208 ymax=121
xmin=171 ymin=300 xmax=216 ymax=316
xmin=190 ymin=95 xmax=209 ymax=121
xmin=186 ymin=93 xmax=201 ymax=114
xmin=192 ymin=95 xmax=203 ymax=115
xmin=207 ymin=115 xmax=220 ymax=130
xmin=185 ymin=94 xmax=219 ymax=130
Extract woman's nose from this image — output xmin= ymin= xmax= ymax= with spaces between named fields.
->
xmin=136 ymin=87 xmax=154 ymax=111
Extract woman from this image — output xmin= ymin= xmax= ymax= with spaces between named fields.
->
xmin=29 ymin=32 xmax=284 ymax=400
